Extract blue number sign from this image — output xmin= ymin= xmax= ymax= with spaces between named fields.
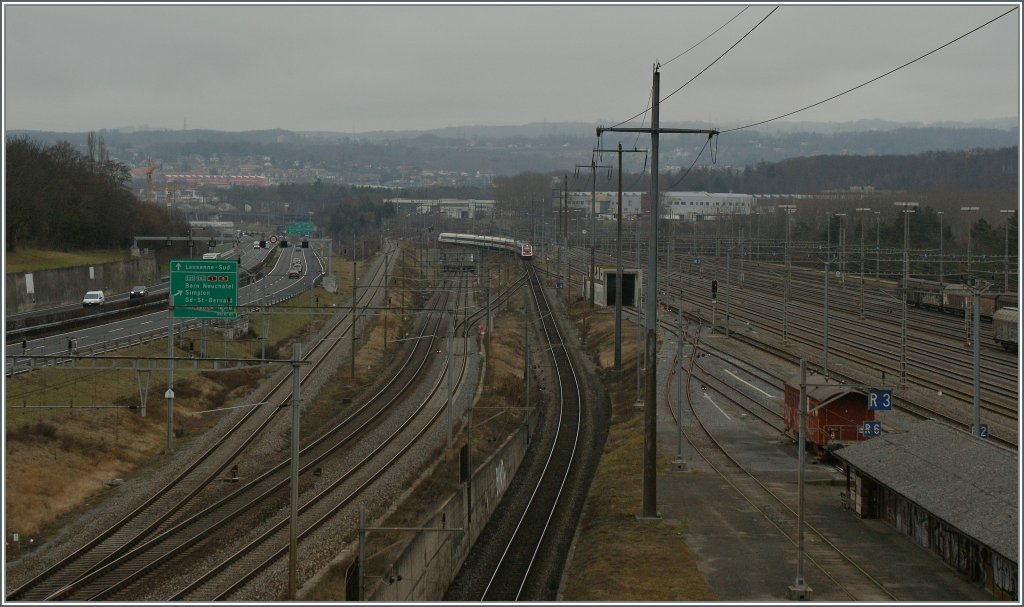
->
xmin=863 ymin=421 xmax=882 ymax=437
xmin=867 ymin=388 xmax=892 ymax=411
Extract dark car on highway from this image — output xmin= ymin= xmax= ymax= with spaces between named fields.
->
xmin=129 ymin=285 xmax=148 ymax=299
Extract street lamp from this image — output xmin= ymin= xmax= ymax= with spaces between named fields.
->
xmin=960 ymin=206 xmax=980 ymax=344
xmin=1000 ymin=209 xmax=1015 ymax=292
xmin=825 ymin=211 xmax=832 ymax=257
xmin=960 ymin=206 xmax=980 ymax=282
xmin=894 ymin=202 xmax=918 ymax=387
xmin=751 ymin=210 xmax=761 ymax=264
xmin=855 ymin=208 xmax=871 ymax=318
xmin=937 ymin=210 xmax=945 ymax=289
xmin=778 ymin=205 xmax=797 ymax=345
xmin=835 ymin=213 xmax=847 ymax=286
xmin=874 ymin=211 xmax=881 ymax=279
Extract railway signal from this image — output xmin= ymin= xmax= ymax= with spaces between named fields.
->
xmin=711 ymin=279 xmax=718 ymax=300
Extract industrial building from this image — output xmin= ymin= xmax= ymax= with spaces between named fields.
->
xmin=562 ymin=191 xmax=756 ymax=219
xmin=386 ymin=198 xmax=495 ymax=220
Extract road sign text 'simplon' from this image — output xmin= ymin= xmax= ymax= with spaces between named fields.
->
xmin=170 ymin=259 xmax=238 ymax=319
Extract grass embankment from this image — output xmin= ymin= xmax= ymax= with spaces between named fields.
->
xmin=4 ymin=249 xmax=132 ymax=274
xmin=560 ymin=301 xmax=716 ymax=601
xmin=3 ymin=253 xmax=373 ymax=545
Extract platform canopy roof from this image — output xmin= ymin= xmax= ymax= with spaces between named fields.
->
xmin=834 ymin=419 xmax=1018 ymax=562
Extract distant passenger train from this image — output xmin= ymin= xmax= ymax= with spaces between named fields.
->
xmin=437 ymin=232 xmax=533 ymax=259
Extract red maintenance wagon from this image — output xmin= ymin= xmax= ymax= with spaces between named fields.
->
xmin=783 ymin=373 xmax=876 ymax=455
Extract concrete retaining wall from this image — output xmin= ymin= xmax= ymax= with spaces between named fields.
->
xmin=366 ymin=415 xmax=533 ymax=601
xmin=5 ymin=256 xmax=160 ymax=313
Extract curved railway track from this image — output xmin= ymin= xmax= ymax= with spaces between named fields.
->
xmin=478 ymin=264 xmax=584 ymax=601
xmin=15 ymin=266 xmax=534 ymax=602
xmin=665 ymin=322 xmax=900 ymax=601
xmin=161 ymin=272 xmax=533 ymax=601
xmin=574 ymin=245 xmax=1016 ymax=447
xmin=442 ymin=262 xmax=595 ymax=601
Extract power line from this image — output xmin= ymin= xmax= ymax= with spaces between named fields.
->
xmin=721 ymin=6 xmax=1019 ymax=134
xmin=663 ymin=6 xmax=751 ymax=68
xmin=659 ymin=6 xmax=778 ymax=108
xmin=608 ymin=6 xmax=770 ymax=130
xmin=666 ymin=134 xmax=715 ymax=190
xmin=632 ymin=83 xmax=653 ymax=151
xmin=623 ymin=153 xmax=649 ymax=191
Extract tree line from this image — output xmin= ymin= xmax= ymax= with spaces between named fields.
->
xmin=220 ymin=181 xmax=395 ymax=248
xmin=5 ymin=137 xmax=187 ymax=253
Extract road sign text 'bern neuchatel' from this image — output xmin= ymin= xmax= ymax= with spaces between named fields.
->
xmin=169 ymin=259 xmax=238 ymax=319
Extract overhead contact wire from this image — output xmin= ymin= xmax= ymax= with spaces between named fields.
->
xmin=721 ymin=6 xmax=1019 ymax=133
xmin=662 ymin=5 xmax=751 ymax=68
xmin=666 ymin=135 xmax=714 ymax=191
xmin=660 ymin=6 xmax=778 ymax=107
xmin=608 ymin=6 xmax=766 ymax=130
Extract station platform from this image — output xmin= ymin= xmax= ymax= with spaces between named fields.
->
xmin=653 ymin=332 xmax=995 ymax=601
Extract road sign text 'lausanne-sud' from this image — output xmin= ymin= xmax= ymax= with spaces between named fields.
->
xmin=169 ymin=259 xmax=238 ymax=319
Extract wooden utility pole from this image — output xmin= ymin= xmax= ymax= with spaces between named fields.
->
xmin=597 ymin=65 xmax=718 ymax=519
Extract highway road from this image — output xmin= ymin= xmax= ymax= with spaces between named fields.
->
xmin=5 ymin=244 xmax=325 ymax=369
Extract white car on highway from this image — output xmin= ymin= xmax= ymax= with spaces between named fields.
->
xmin=82 ymin=290 xmax=105 ymax=307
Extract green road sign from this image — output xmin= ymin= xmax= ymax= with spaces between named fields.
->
xmin=169 ymin=259 xmax=238 ymax=319
xmin=287 ymin=222 xmax=313 ymax=235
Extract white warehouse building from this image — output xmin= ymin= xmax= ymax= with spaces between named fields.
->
xmin=562 ymin=191 xmax=755 ymax=220
xmin=662 ymin=191 xmax=756 ymax=220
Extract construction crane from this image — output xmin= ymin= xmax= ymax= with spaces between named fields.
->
xmin=145 ymin=162 xmax=156 ymax=203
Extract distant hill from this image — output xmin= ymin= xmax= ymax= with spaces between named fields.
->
xmin=7 ymin=119 xmax=1018 ymax=177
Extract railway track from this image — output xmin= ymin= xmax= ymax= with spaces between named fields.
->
xmin=55 ymin=279 xmax=460 ymax=600
xmin=119 ymin=271 xmax=528 ymax=600
xmin=666 ymin=323 xmax=900 ymax=601
xmin=478 ymin=264 xmax=584 ymax=601
xmin=441 ymin=263 xmax=595 ymax=602
xmin=164 ymin=271 xmax=533 ymax=601
xmin=586 ymin=243 xmax=1020 ymax=446
xmin=593 ymin=243 xmax=1015 ymax=448
xmin=5 ymin=246 xmax=397 ymax=601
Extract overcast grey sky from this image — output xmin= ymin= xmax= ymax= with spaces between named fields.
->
xmin=3 ymin=3 xmax=1020 ymax=133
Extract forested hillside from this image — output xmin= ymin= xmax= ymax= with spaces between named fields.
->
xmin=5 ymin=137 xmax=187 ymax=252
xmin=662 ymin=147 xmax=1018 ymax=194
